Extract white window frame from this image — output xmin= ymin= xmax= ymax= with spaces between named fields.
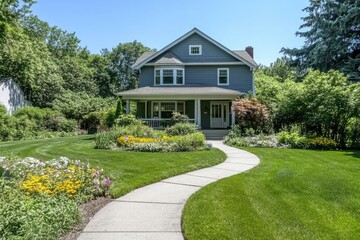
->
xmin=189 ymin=45 xmax=202 ymax=55
xmin=154 ymin=67 xmax=185 ymax=86
xmin=151 ymin=101 xmax=186 ymax=119
xmin=217 ymin=68 xmax=229 ymax=85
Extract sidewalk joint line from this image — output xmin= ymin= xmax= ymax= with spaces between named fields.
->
xmin=185 ymin=173 xmax=220 ymax=180
xmin=112 ymin=199 xmax=183 ymax=205
xmin=160 ymin=181 xmax=203 ymax=188
xmin=211 ymin=167 xmax=242 ymax=173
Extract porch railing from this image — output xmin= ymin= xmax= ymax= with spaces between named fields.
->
xmin=141 ymin=118 xmax=196 ymax=129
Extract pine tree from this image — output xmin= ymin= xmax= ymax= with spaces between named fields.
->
xmin=281 ymin=0 xmax=360 ymax=80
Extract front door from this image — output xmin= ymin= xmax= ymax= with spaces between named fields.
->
xmin=210 ymin=102 xmax=229 ymax=128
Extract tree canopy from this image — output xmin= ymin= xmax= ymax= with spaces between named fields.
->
xmin=281 ymin=0 xmax=360 ymax=80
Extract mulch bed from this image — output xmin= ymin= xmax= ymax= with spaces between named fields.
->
xmin=60 ymin=197 xmax=113 ymax=240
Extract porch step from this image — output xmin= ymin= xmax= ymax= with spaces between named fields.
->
xmin=202 ymin=129 xmax=229 ymax=140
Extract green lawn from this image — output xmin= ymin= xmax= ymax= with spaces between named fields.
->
xmin=182 ymin=147 xmax=360 ymax=240
xmin=0 ymin=135 xmax=226 ymax=197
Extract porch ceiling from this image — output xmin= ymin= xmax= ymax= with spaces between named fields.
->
xmin=117 ymin=86 xmax=243 ymax=100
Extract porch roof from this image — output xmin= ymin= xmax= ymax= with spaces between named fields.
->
xmin=117 ymin=86 xmax=243 ymax=100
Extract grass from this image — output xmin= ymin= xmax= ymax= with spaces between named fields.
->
xmin=182 ymin=147 xmax=360 ymax=240
xmin=0 ymin=135 xmax=226 ymax=197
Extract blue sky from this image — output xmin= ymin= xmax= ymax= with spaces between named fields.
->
xmin=32 ymin=0 xmax=309 ymax=66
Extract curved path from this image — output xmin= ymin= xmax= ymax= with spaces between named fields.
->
xmin=78 ymin=140 xmax=260 ymax=240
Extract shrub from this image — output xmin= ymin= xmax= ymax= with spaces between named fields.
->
xmin=165 ymin=122 xmax=198 ymax=136
xmin=45 ymin=116 xmax=77 ymax=132
xmin=167 ymin=112 xmax=190 ymax=126
xmin=0 ymin=156 xmax=112 ymax=240
xmin=0 ymin=179 xmax=81 ymax=240
xmin=232 ymin=97 xmax=270 ymax=133
xmin=306 ymin=137 xmax=336 ymax=150
xmin=166 ymin=132 xmax=207 ymax=151
xmin=277 ymin=131 xmax=308 ymax=149
xmin=94 ymin=131 xmax=117 ymax=149
xmin=114 ymin=114 xmax=143 ymax=127
xmin=3 ymin=157 xmax=112 ymax=202
xmin=224 ymin=134 xmax=284 ymax=148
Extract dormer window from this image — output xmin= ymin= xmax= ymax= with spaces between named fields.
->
xmin=189 ymin=45 xmax=202 ymax=55
xmin=154 ymin=67 xmax=185 ymax=85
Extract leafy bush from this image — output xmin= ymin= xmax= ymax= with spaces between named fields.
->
xmin=165 ymin=122 xmax=198 ymax=136
xmin=228 ymin=125 xmax=256 ymax=138
xmin=0 ymin=179 xmax=81 ymax=240
xmin=232 ymin=97 xmax=270 ymax=133
xmin=94 ymin=131 xmax=117 ymax=149
xmin=306 ymin=137 xmax=336 ymax=150
xmin=0 ymin=156 xmax=112 ymax=240
xmin=114 ymin=132 xmax=207 ymax=152
xmin=167 ymin=112 xmax=190 ymax=126
xmin=114 ymin=114 xmax=143 ymax=127
xmin=277 ymin=131 xmax=308 ymax=149
xmin=224 ymin=134 xmax=284 ymax=148
xmin=4 ymin=157 xmax=112 ymax=202
xmin=167 ymin=133 xmax=206 ymax=151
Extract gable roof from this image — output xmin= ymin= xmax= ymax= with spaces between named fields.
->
xmin=132 ymin=28 xmax=257 ymax=69
xmin=155 ymin=52 xmax=183 ymax=65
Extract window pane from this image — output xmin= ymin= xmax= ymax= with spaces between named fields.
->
xmin=176 ymin=70 xmax=183 ymax=84
xmin=155 ymin=70 xmax=160 ymax=85
xmin=219 ymin=69 xmax=228 ymax=84
xmin=161 ymin=102 xmax=175 ymax=111
xmin=163 ymin=69 xmax=173 ymax=84
xmin=177 ymin=102 xmax=184 ymax=113
xmin=191 ymin=47 xmax=199 ymax=54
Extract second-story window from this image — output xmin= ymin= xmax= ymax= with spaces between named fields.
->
xmin=189 ymin=45 xmax=202 ymax=55
xmin=154 ymin=67 xmax=184 ymax=85
xmin=217 ymin=68 xmax=229 ymax=85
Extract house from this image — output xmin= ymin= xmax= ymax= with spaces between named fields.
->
xmin=0 ymin=78 xmax=31 ymax=115
xmin=117 ymin=28 xmax=257 ymax=129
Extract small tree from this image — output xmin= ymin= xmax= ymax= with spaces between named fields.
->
xmin=232 ymin=98 xmax=270 ymax=133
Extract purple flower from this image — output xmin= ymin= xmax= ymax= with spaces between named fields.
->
xmin=102 ymin=177 xmax=112 ymax=187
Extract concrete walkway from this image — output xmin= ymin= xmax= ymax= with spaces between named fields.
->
xmin=78 ymin=141 xmax=260 ymax=240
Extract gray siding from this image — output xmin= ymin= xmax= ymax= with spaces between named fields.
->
xmin=139 ymin=66 xmax=154 ymax=87
xmin=185 ymin=65 xmax=253 ymax=93
xmin=150 ymin=33 xmax=238 ymax=63
xmin=138 ymin=65 xmax=253 ymax=93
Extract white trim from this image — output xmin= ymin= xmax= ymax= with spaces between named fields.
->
xmin=189 ymin=45 xmax=202 ymax=55
xmin=132 ymin=28 xmax=257 ymax=69
xmin=197 ymin=99 xmax=201 ymax=128
xmin=122 ymin=95 xmax=240 ymax=100
xmin=217 ymin=68 xmax=229 ymax=85
xmin=151 ymin=101 xmax=186 ymax=119
xmin=145 ymin=62 xmax=245 ymax=66
xmin=154 ymin=67 xmax=185 ymax=86
xmin=210 ymin=101 xmax=230 ymax=128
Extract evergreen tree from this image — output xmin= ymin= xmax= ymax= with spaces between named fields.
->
xmin=281 ymin=0 xmax=360 ymax=80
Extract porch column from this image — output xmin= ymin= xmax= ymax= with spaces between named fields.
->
xmin=145 ymin=101 xmax=148 ymax=118
xmin=231 ymin=101 xmax=235 ymax=125
xmin=126 ymin=100 xmax=130 ymax=114
xmin=197 ymin=99 xmax=201 ymax=129
xmin=194 ymin=99 xmax=198 ymax=125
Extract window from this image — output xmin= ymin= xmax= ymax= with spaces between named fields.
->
xmin=154 ymin=68 xmax=184 ymax=85
xmin=152 ymin=101 xmax=185 ymax=119
xmin=189 ymin=45 xmax=202 ymax=55
xmin=217 ymin=68 xmax=229 ymax=85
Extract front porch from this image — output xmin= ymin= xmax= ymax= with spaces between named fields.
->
xmin=118 ymin=86 xmax=243 ymax=130
xmin=126 ymin=99 xmax=236 ymax=129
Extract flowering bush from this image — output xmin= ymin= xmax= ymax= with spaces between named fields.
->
xmin=116 ymin=132 xmax=207 ymax=152
xmin=306 ymin=137 xmax=336 ymax=150
xmin=224 ymin=134 xmax=287 ymax=148
xmin=3 ymin=157 xmax=112 ymax=202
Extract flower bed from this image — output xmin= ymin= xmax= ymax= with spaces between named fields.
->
xmin=116 ymin=133 xmax=208 ymax=152
xmin=0 ymin=156 xmax=112 ymax=239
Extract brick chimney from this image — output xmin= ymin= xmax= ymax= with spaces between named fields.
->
xmin=245 ymin=46 xmax=254 ymax=59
